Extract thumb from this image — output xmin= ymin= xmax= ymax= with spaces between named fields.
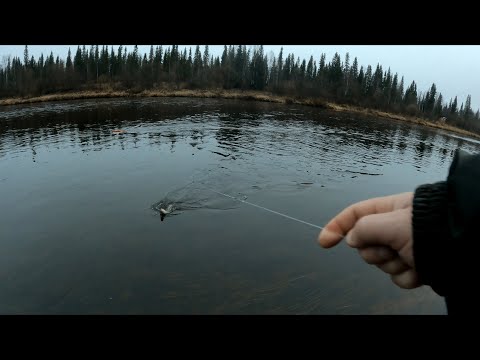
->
xmin=346 ymin=208 xmax=412 ymax=252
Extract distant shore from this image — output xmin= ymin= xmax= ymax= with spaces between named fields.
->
xmin=1 ymin=89 xmax=479 ymax=140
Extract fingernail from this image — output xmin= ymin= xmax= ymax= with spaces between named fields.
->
xmin=324 ymin=229 xmax=339 ymax=237
xmin=317 ymin=228 xmax=341 ymax=248
xmin=317 ymin=229 xmax=327 ymax=244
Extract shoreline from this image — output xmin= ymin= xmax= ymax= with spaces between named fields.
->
xmin=2 ymin=89 xmax=479 ymax=140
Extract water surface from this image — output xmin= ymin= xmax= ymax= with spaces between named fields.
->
xmin=1 ymin=97 xmax=475 ymax=314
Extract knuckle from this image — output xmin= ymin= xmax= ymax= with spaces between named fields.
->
xmin=355 ymin=216 xmax=371 ymax=233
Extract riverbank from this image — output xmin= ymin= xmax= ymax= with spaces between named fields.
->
xmin=2 ymin=89 xmax=479 ymax=140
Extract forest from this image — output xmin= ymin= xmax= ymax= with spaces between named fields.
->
xmin=1 ymin=45 xmax=478 ymax=133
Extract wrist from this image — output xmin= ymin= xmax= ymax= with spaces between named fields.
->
xmin=412 ymin=181 xmax=450 ymax=296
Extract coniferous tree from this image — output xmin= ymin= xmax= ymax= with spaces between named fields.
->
xmin=203 ymin=45 xmax=209 ymax=70
xmin=465 ymin=94 xmax=472 ymax=120
xmin=193 ymin=45 xmax=202 ymax=75
xmin=24 ymin=45 xmax=29 ymax=68
xmin=398 ymin=76 xmax=404 ymax=102
xmin=451 ymin=96 xmax=458 ymax=114
xmin=433 ymin=93 xmax=443 ymax=119
xmin=390 ymin=73 xmax=398 ymax=107
xmin=1 ymin=45 xmax=479 ymax=133
xmin=306 ymin=56 xmax=314 ymax=81
xmin=66 ymin=48 xmax=72 ymax=70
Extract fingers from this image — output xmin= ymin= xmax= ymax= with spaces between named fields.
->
xmin=358 ymin=246 xmax=397 ymax=265
xmin=359 ymin=246 xmax=410 ymax=275
xmin=390 ymin=269 xmax=422 ymax=289
xmin=318 ymin=193 xmax=408 ymax=248
xmin=377 ymin=258 xmax=410 ymax=275
xmin=318 ymin=228 xmax=346 ymax=249
xmin=346 ymin=208 xmax=412 ymax=252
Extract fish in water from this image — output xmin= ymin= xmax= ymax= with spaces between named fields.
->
xmin=160 ymin=204 xmax=174 ymax=215
xmin=160 ymin=204 xmax=174 ymax=221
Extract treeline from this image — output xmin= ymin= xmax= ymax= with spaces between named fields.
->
xmin=1 ymin=45 xmax=479 ymax=132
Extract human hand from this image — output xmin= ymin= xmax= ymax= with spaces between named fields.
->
xmin=317 ymin=192 xmax=421 ymax=289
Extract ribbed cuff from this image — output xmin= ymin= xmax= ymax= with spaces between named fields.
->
xmin=412 ymin=181 xmax=450 ymax=296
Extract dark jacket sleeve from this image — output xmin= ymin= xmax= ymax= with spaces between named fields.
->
xmin=412 ymin=148 xmax=480 ymax=314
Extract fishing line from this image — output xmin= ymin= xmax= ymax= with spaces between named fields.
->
xmin=209 ymin=189 xmax=326 ymax=230
xmin=157 ymin=173 xmax=342 ymax=237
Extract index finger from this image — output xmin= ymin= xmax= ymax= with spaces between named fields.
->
xmin=317 ymin=194 xmax=401 ymax=248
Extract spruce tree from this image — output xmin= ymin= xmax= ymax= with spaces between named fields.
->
xmin=24 ymin=45 xmax=29 ymax=68
xmin=66 ymin=48 xmax=72 ymax=70
xmin=306 ymin=56 xmax=314 ymax=80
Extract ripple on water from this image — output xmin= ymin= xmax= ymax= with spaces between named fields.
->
xmin=0 ymin=97 xmax=472 ymax=314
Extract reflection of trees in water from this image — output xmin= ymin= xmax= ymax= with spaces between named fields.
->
xmin=214 ymin=112 xmax=262 ymax=155
xmin=0 ymin=101 xmax=185 ymax=156
xmin=189 ymin=129 xmax=204 ymax=148
xmin=411 ymin=130 xmax=436 ymax=170
xmin=437 ymin=147 xmax=449 ymax=165
xmin=165 ymin=133 xmax=176 ymax=152
xmin=329 ymin=124 xmax=393 ymax=151
xmin=381 ymin=124 xmax=399 ymax=151
xmin=394 ymin=126 xmax=411 ymax=154
xmin=29 ymin=130 xmax=37 ymax=162
xmin=0 ymin=101 xmax=157 ymax=158
xmin=4 ymin=98 xmax=479 ymax=172
xmin=440 ymin=137 xmax=480 ymax=165
xmin=415 ymin=132 xmax=429 ymax=157
xmin=396 ymin=139 xmax=407 ymax=154
xmin=131 ymin=132 xmax=139 ymax=148
xmin=439 ymin=134 xmax=452 ymax=149
xmin=147 ymin=132 xmax=163 ymax=147
xmin=388 ymin=125 xmax=453 ymax=169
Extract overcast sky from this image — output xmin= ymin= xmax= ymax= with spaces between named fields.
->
xmin=1 ymin=45 xmax=479 ymax=112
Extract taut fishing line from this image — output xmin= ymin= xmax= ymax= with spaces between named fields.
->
xmin=209 ymin=189 xmax=325 ymax=230
xmin=152 ymin=168 xmax=342 ymax=236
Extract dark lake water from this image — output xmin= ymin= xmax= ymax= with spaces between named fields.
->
xmin=2 ymin=97 xmax=479 ymax=314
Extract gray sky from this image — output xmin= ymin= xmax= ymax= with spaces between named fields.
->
xmin=1 ymin=45 xmax=479 ymax=112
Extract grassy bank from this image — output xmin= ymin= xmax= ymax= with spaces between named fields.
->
xmin=2 ymin=88 xmax=479 ymax=140
xmin=326 ymin=102 xmax=480 ymax=140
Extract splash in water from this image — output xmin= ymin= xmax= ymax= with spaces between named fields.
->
xmin=151 ymin=177 xmax=243 ymax=221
